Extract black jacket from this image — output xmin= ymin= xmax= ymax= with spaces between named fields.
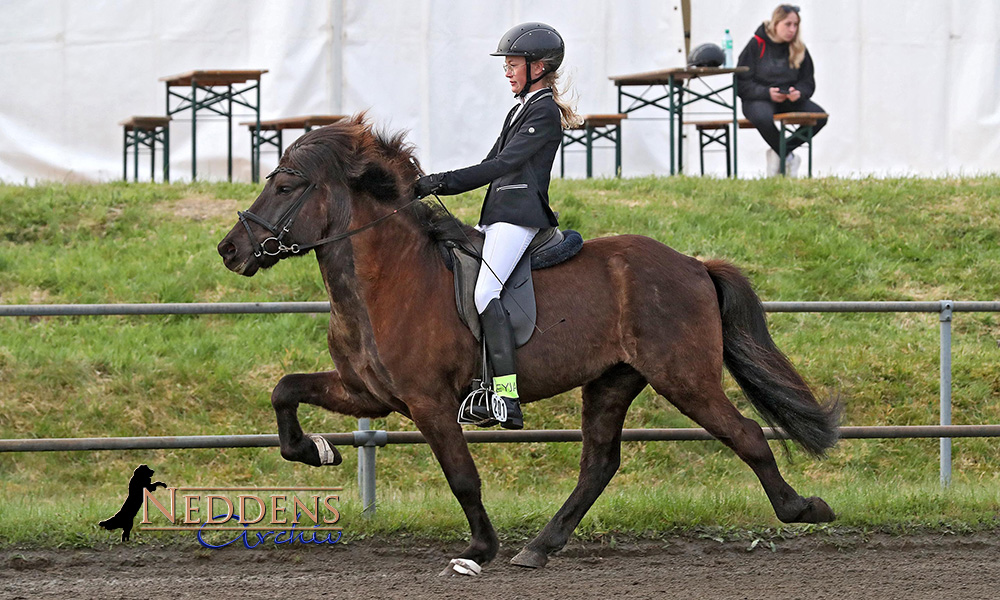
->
xmin=737 ymin=24 xmax=816 ymax=102
xmin=431 ymin=88 xmax=562 ymax=229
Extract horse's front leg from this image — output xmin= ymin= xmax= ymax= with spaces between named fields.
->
xmin=409 ymin=401 xmax=498 ymax=574
xmin=271 ymin=370 xmax=389 ymax=467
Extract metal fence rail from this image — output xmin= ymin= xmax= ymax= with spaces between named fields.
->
xmin=4 ymin=425 xmax=1000 ymax=453
xmin=4 ymin=299 xmax=1000 ymax=511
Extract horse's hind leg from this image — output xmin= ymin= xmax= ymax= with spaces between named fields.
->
xmin=271 ymin=371 xmax=389 ymax=467
xmin=657 ymin=378 xmax=835 ymax=524
xmin=511 ymin=363 xmax=647 ymax=569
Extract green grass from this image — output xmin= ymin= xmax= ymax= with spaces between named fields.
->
xmin=1 ymin=176 xmax=1000 ymax=547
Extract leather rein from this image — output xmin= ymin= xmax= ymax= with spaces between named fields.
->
xmin=238 ymin=166 xmax=420 ymax=258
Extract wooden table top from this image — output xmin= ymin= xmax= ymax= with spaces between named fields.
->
xmin=119 ymin=116 xmax=172 ymax=130
xmin=159 ymin=69 xmax=269 ymax=87
xmin=610 ymin=66 xmax=748 ymax=86
xmin=567 ymin=114 xmax=628 ymax=129
xmin=239 ymin=115 xmax=348 ymax=130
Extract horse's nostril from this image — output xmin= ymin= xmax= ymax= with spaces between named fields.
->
xmin=218 ymin=240 xmax=237 ymax=260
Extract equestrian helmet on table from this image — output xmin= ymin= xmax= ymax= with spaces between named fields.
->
xmin=687 ymin=43 xmax=725 ymax=67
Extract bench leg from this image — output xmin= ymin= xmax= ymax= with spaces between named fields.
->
xmin=778 ymin=121 xmax=787 ymax=176
xmin=724 ymin=126 xmax=732 ymax=178
xmin=614 ymin=124 xmax=622 ymax=178
xmin=164 ymin=126 xmax=170 ymax=183
xmin=560 ymin=137 xmax=565 ymax=178
xmin=585 ymin=126 xmax=594 ymax=179
xmin=698 ymin=130 xmax=706 ymax=175
xmin=150 ymin=130 xmax=156 ymax=182
xmin=122 ymin=129 xmax=128 ymax=182
xmin=133 ymin=130 xmax=140 ymax=183
xmin=807 ymin=125 xmax=814 ymax=178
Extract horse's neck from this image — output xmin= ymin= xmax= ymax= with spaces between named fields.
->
xmin=313 ymin=206 xmax=440 ymax=401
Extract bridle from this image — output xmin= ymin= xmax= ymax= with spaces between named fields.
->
xmin=237 ymin=166 xmax=420 ymax=258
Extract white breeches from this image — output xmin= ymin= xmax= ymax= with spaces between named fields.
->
xmin=474 ymin=222 xmax=539 ymax=314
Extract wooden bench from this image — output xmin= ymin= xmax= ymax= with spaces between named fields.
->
xmin=685 ymin=112 xmax=828 ymax=177
xmin=241 ymin=115 xmax=348 ymax=182
xmin=560 ymin=114 xmax=627 ymax=178
xmin=774 ymin=112 xmax=828 ymax=177
xmin=120 ymin=116 xmax=171 ymax=182
xmin=684 ymin=118 xmax=754 ymax=177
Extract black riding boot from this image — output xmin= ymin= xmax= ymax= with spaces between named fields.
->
xmin=473 ymin=298 xmax=523 ymax=429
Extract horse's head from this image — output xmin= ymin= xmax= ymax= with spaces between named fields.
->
xmin=218 ymin=115 xmax=420 ymax=276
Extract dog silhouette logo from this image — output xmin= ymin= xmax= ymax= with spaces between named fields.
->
xmin=98 ymin=464 xmax=166 ymax=542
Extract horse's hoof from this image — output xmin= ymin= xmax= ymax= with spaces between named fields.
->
xmin=309 ymin=435 xmax=343 ymax=466
xmin=795 ymin=496 xmax=836 ymax=523
xmin=439 ymin=558 xmax=482 ymax=577
xmin=510 ymin=547 xmax=548 ymax=569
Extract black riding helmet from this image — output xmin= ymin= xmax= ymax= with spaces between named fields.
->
xmin=491 ymin=22 xmax=565 ymax=98
xmin=687 ymin=43 xmax=725 ymax=67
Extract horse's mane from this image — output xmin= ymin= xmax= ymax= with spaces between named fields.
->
xmin=282 ymin=113 xmax=474 ymax=245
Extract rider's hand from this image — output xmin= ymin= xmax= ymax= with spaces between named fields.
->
xmin=414 ymin=174 xmax=445 ymax=198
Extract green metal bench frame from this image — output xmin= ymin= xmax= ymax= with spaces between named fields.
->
xmin=560 ymin=114 xmax=626 ymax=178
xmin=120 ymin=116 xmax=171 ymax=183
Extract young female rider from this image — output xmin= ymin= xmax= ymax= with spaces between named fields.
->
xmin=414 ymin=22 xmax=578 ymax=430
xmin=737 ymin=5 xmax=827 ymax=176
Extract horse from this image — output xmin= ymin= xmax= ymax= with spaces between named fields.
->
xmin=217 ymin=114 xmax=841 ymax=574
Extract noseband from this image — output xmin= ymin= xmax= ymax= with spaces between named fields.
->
xmin=237 ymin=166 xmax=420 ymax=258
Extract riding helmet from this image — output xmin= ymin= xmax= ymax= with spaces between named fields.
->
xmin=687 ymin=43 xmax=725 ymax=67
xmin=490 ymin=22 xmax=565 ymax=72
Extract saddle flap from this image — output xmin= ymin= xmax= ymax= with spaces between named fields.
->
xmin=446 ymin=227 xmax=583 ymax=348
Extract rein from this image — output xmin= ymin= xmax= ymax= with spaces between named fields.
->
xmin=238 ymin=166 xmax=420 ymax=257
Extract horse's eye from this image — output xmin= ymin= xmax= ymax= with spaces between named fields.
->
xmin=277 ymin=186 xmax=292 ymax=195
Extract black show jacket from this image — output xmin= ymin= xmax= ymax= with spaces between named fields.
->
xmin=433 ymin=88 xmax=562 ymax=229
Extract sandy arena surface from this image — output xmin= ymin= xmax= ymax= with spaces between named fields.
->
xmin=3 ymin=533 xmax=999 ymax=599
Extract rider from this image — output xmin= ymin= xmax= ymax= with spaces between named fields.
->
xmin=414 ymin=22 xmax=578 ymax=430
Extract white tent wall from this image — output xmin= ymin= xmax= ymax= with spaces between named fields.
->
xmin=0 ymin=1 xmax=997 ymax=183
xmin=0 ymin=0 xmax=336 ymax=183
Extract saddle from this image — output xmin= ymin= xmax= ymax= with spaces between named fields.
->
xmin=441 ymin=227 xmax=584 ymax=347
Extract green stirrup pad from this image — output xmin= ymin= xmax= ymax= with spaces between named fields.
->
xmin=493 ymin=374 xmax=519 ymax=399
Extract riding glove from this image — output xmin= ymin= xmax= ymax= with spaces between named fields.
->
xmin=414 ymin=173 xmax=445 ymax=198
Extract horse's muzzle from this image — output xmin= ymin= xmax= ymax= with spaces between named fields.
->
xmin=218 ymin=230 xmax=259 ymax=277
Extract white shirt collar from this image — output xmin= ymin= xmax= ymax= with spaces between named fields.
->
xmin=517 ymin=88 xmax=546 ymax=106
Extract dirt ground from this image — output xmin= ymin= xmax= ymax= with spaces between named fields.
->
xmin=3 ymin=533 xmax=999 ymax=600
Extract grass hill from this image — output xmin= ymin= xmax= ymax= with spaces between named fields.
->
xmin=1 ymin=176 xmax=998 ymax=545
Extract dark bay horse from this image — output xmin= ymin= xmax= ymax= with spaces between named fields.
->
xmin=217 ymin=114 xmax=840 ymax=573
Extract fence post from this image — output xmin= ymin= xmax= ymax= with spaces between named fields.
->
xmin=939 ymin=300 xmax=953 ymax=487
xmin=356 ymin=418 xmax=377 ymax=516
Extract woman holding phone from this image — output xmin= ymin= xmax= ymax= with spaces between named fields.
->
xmin=737 ymin=5 xmax=827 ymax=176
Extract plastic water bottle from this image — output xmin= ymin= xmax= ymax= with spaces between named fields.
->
xmin=723 ymin=29 xmax=734 ymax=68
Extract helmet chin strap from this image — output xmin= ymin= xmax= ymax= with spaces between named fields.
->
xmin=516 ymin=60 xmax=547 ymax=99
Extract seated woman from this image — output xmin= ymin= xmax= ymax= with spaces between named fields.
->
xmin=737 ymin=4 xmax=827 ymax=176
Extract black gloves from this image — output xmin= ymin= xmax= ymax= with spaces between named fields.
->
xmin=414 ymin=173 xmax=445 ymax=198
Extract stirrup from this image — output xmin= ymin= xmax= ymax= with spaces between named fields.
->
xmin=457 ymin=379 xmax=505 ymax=427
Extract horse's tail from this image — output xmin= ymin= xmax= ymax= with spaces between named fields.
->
xmin=704 ymin=259 xmax=841 ymax=457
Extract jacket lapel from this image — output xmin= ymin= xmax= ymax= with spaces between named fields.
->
xmin=500 ymin=88 xmax=554 ymax=149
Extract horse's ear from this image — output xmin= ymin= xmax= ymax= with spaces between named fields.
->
xmin=350 ymin=163 xmax=399 ymax=203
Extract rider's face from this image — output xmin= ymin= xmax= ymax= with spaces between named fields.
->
xmin=504 ymin=57 xmax=528 ymax=94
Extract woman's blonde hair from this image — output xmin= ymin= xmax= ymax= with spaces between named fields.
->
xmin=540 ymin=64 xmax=582 ymax=129
xmin=765 ymin=5 xmax=806 ymax=69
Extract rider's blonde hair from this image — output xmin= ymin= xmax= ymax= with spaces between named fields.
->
xmin=540 ymin=62 xmax=581 ymax=129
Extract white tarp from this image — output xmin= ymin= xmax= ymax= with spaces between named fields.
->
xmin=0 ymin=0 xmax=997 ymax=183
